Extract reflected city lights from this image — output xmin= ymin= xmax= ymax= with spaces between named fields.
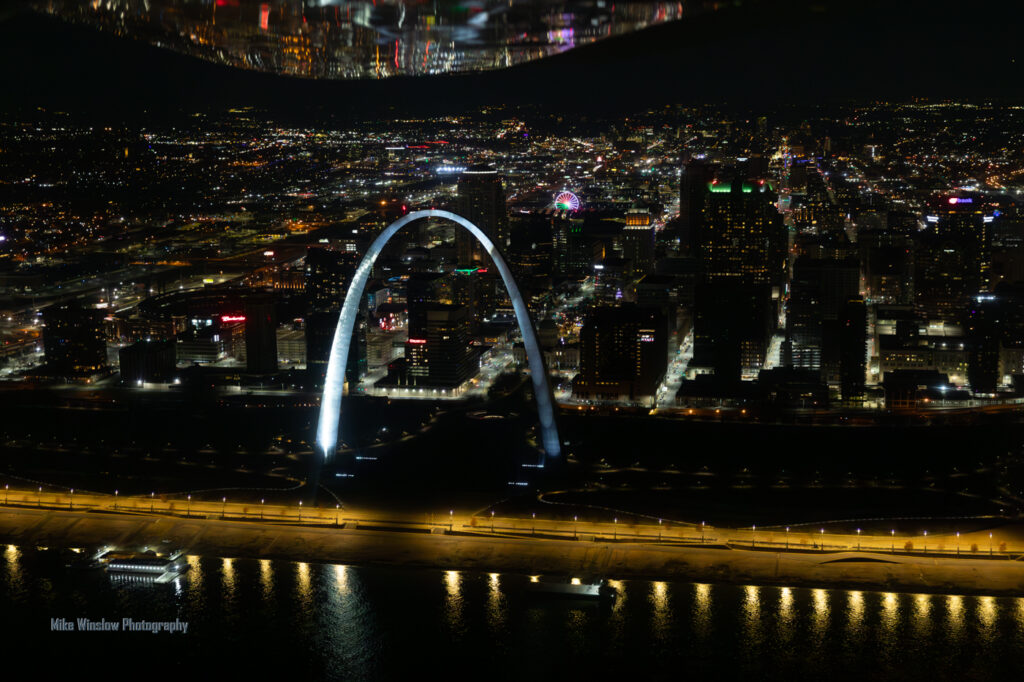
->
xmin=881 ymin=592 xmax=899 ymax=631
xmin=335 ymin=564 xmax=349 ymax=594
xmin=486 ymin=572 xmax=505 ymax=631
xmin=848 ymin=590 xmax=864 ymax=615
xmin=845 ymin=590 xmax=865 ymax=646
xmin=445 ymin=570 xmax=461 ymax=595
xmin=444 ymin=570 xmax=464 ymax=633
xmin=651 ymin=581 xmax=670 ymax=634
xmin=607 ymin=579 xmax=626 ymax=614
xmin=222 ymin=557 xmax=236 ymax=594
xmin=915 ymin=593 xmax=931 ymax=617
xmin=186 ymin=554 xmax=202 ymax=589
xmin=692 ymin=583 xmax=712 ymax=639
xmin=36 ymin=0 xmax=698 ymax=80
xmin=779 ymin=586 xmax=794 ymax=618
xmin=296 ymin=562 xmax=312 ymax=607
xmin=259 ymin=559 xmax=272 ymax=596
xmin=978 ymin=596 xmax=996 ymax=629
xmin=911 ymin=593 xmax=932 ymax=638
xmin=812 ymin=588 xmax=830 ymax=634
xmin=947 ymin=595 xmax=965 ymax=633
xmin=743 ymin=585 xmax=762 ymax=645
xmin=3 ymin=544 xmax=21 ymax=585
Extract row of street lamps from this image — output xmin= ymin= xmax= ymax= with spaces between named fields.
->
xmin=0 ymin=484 xmax=1010 ymax=555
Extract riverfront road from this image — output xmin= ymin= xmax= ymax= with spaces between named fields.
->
xmin=0 ymin=486 xmax=1022 ymax=562
xmin=2 ymin=503 xmax=1024 ymax=596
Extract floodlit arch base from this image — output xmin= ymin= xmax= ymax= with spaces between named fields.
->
xmin=316 ymin=210 xmax=561 ymax=461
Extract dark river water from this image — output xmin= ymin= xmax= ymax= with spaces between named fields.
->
xmin=1 ymin=544 xmax=1023 ymax=680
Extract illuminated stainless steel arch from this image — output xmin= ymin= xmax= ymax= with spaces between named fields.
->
xmin=316 ymin=210 xmax=560 ymax=460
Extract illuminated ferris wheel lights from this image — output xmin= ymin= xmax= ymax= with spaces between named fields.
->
xmin=554 ymin=191 xmax=580 ymax=211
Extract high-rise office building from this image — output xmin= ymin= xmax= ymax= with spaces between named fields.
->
xmin=573 ymin=305 xmax=668 ymax=402
xmin=553 ymin=216 xmax=593 ymax=278
xmin=621 ymin=208 xmax=655 ymax=276
xmin=305 ymin=247 xmax=364 ymax=387
xmin=507 ymin=213 xmax=554 ymax=304
xmin=968 ymin=293 xmax=1008 ymax=394
xmin=244 ymin=294 xmax=278 ymax=374
xmin=784 ymin=257 xmax=860 ymax=379
xmin=679 ymin=159 xmax=714 ymax=256
xmin=838 ymin=299 xmax=867 ymax=401
xmin=306 ymin=247 xmax=358 ymax=313
xmin=915 ymin=200 xmax=993 ymax=323
xmin=860 ymin=230 xmax=915 ymax=304
xmin=699 ymin=178 xmax=786 ymax=287
xmin=405 ymin=304 xmax=477 ymax=388
xmin=692 ymin=176 xmax=786 ymax=378
xmin=455 ymin=167 xmax=508 ymax=267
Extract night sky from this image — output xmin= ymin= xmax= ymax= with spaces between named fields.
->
xmin=1 ymin=0 xmax=1022 ymax=122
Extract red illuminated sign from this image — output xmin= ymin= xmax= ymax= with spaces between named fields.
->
xmin=408 ymin=338 xmax=427 ymax=344
xmin=221 ymin=315 xmax=246 ymax=323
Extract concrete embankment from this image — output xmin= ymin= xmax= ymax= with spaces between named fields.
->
xmin=2 ymin=506 xmax=1023 ymax=596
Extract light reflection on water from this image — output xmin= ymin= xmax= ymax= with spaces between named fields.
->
xmin=487 ymin=572 xmax=506 ymax=633
xmin=296 ymin=561 xmax=312 ymax=610
xmin=947 ymin=594 xmax=965 ymax=636
xmin=693 ymin=582 xmax=712 ymax=641
xmin=742 ymin=584 xmax=762 ymax=650
xmin=650 ymin=581 xmax=671 ymax=639
xmin=3 ymin=544 xmax=21 ymax=588
xmin=4 ymin=548 xmax=1024 ymax=678
xmin=334 ymin=564 xmax=348 ymax=595
xmin=222 ymin=557 xmax=236 ymax=596
xmin=847 ymin=589 xmax=865 ymax=646
xmin=778 ymin=586 xmax=795 ymax=644
xmin=444 ymin=569 xmax=464 ymax=635
xmin=259 ymin=559 xmax=273 ymax=598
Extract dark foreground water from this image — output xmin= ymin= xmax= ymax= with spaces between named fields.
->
xmin=2 ymin=545 xmax=1023 ymax=681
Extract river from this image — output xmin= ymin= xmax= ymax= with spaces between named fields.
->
xmin=2 ymin=545 xmax=1022 ymax=679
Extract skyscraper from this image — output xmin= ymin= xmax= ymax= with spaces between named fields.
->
xmin=784 ymin=257 xmax=860 ymax=380
xmin=305 ymin=247 xmax=357 ymax=312
xmin=305 ymin=247 xmax=363 ymax=387
xmin=407 ymin=304 xmax=476 ymax=388
xmin=573 ymin=305 xmax=668 ymax=402
xmin=678 ymin=159 xmax=714 ymax=256
xmin=915 ymin=200 xmax=993 ymax=323
xmin=621 ymin=208 xmax=655 ymax=276
xmin=455 ymin=167 xmax=507 ymax=267
xmin=244 ymin=294 xmax=278 ymax=374
xmin=838 ymin=299 xmax=867 ymax=401
xmin=693 ymin=176 xmax=786 ymax=378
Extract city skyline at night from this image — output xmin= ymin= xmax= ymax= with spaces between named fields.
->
xmin=3 ymin=1 xmax=1024 ymax=679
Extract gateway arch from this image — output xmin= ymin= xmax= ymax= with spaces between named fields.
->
xmin=315 ymin=210 xmax=561 ymax=461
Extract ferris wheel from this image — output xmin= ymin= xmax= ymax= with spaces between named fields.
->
xmin=554 ymin=191 xmax=580 ymax=211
